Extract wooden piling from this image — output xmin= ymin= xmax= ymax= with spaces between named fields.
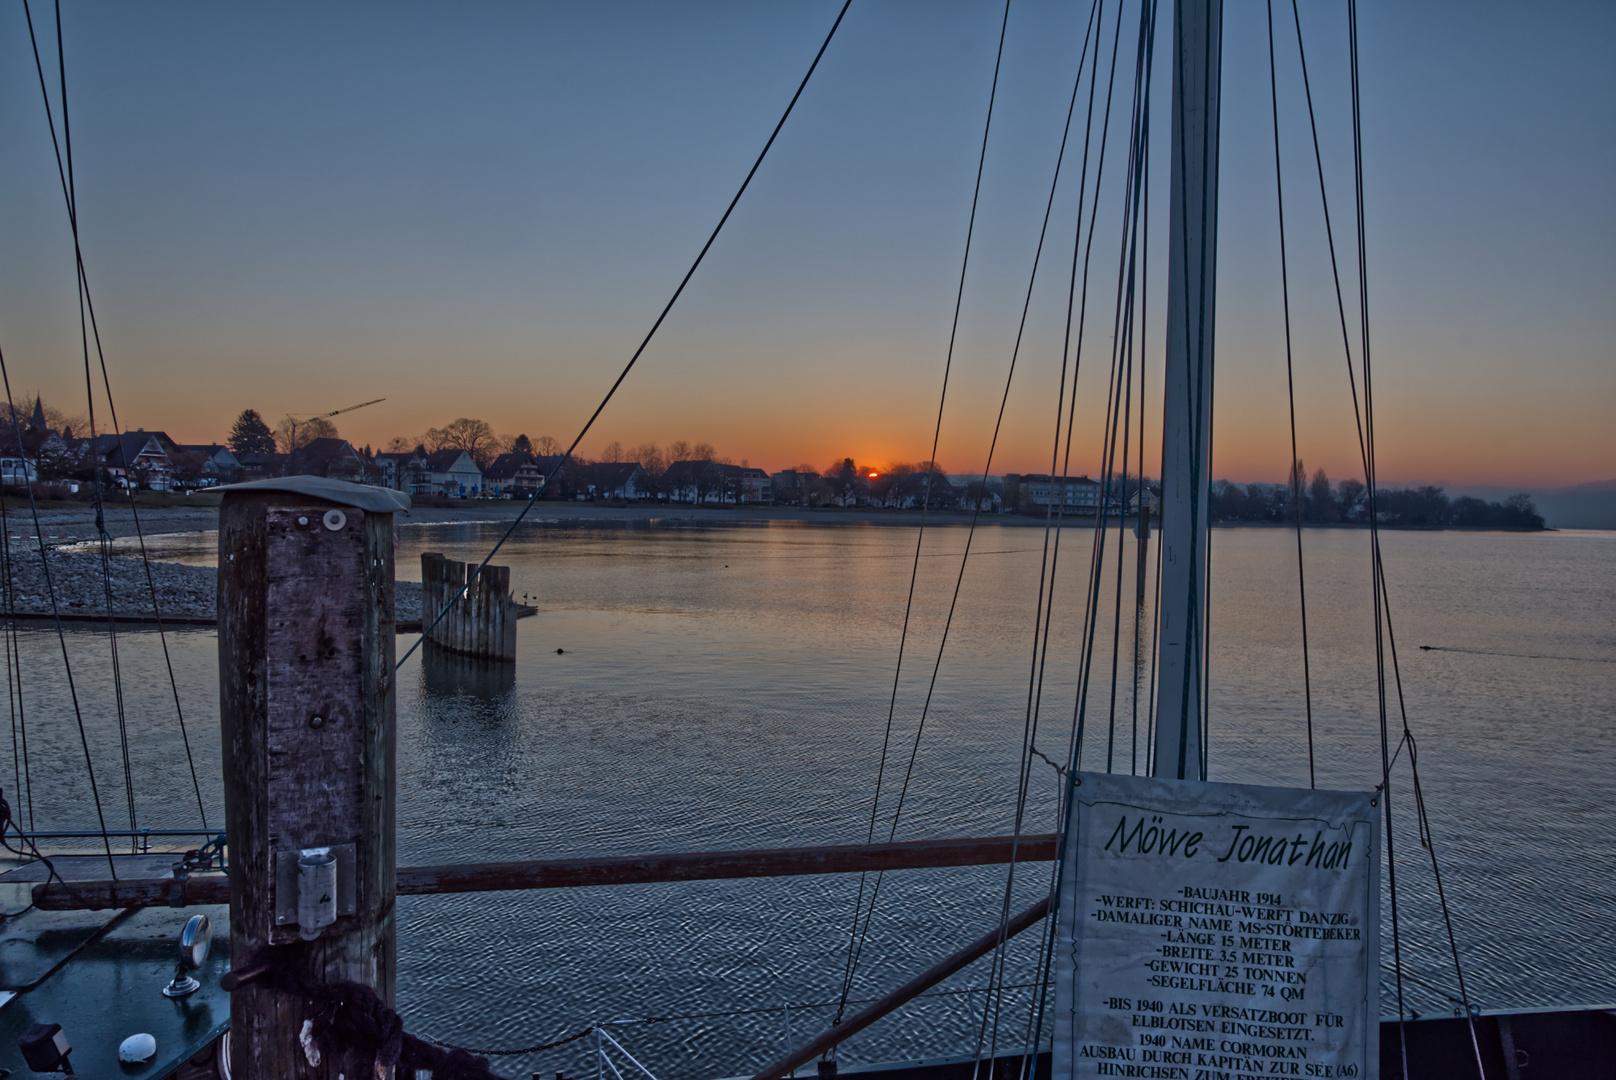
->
xmin=419 ymin=552 xmax=518 ymax=660
xmin=219 ymin=491 xmax=396 ymax=1080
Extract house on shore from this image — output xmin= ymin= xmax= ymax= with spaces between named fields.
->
xmin=1003 ymin=473 xmax=1102 ymax=515
xmin=237 ymin=451 xmax=288 ymax=481
xmin=0 ymin=428 xmax=44 ymax=487
xmin=722 ymin=464 xmax=772 ymax=504
xmin=666 ymin=459 xmax=772 ymax=504
xmin=421 ymin=448 xmax=483 ymax=497
xmin=484 ymin=452 xmax=544 ymax=498
xmin=89 ymin=431 xmax=176 ymax=491
xmin=172 ymin=444 xmax=242 ymax=487
xmin=374 ymin=449 xmax=426 ymax=494
xmin=573 ymin=461 xmax=645 ymax=501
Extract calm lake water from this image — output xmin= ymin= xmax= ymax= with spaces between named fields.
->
xmin=6 ymin=520 xmax=1614 ymax=1077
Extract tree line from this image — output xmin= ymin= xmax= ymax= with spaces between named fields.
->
xmin=1211 ymin=463 xmax=1544 ymax=529
xmin=226 ymin=413 xmax=1544 ymax=527
xmin=228 ymin=410 xmax=976 ymax=506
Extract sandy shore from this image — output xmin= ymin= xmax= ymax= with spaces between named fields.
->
xmin=3 ymin=548 xmax=423 ymax=622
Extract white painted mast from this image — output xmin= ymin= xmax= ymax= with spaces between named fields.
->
xmin=1153 ymin=0 xmax=1221 ymax=782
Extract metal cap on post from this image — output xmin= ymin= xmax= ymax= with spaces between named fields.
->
xmin=217 ymin=478 xmax=401 ymax=1078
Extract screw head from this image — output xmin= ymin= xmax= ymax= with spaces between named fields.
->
xmin=309 ymin=715 xmax=325 ymax=729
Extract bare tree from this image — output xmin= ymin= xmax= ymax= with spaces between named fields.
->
xmin=385 ymin=435 xmax=420 ymax=453
xmin=277 ymin=415 xmax=337 ymax=452
xmin=667 ymin=439 xmax=692 ymax=462
xmin=600 ymin=441 xmax=624 ymax=463
xmin=1 ymin=395 xmax=85 ymax=437
xmin=630 ymin=442 xmax=667 ymax=498
xmin=533 ymin=434 xmax=562 ymax=456
xmin=425 ymin=417 xmax=501 ymax=467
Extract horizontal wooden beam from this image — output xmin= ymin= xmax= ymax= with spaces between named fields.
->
xmin=32 ymin=833 xmax=1057 ymax=910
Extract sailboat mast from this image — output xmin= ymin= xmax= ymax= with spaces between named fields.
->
xmin=1153 ymin=0 xmax=1221 ymax=781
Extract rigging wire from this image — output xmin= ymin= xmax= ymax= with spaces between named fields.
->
xmin=830 ymin=0 xmax=1019 ymax=1035
xmin=980 ymin=2 xmax=1156 ymax=1071
xmin=1278 ymin=1 xmax=1482 ymax=1072
xmin=40 ymin=0 xmax=140 ymax=843
xmin=1265 ymin=0 xmax=1316 ymax=788
xmin=0 ymin=503 xmax=32 ymax=829
xmin=1128 ymin=77 xmax=1152 ymax=779
xmin=1344 ymin=0 xmax=1486 ymax=1070
xmin=397 ymin=0 xmax=854 ymax=673
xmin=1011 ymin=0 xmax=1115 ymax=865
xmin=0 ymin=345 xmax=117 ymax=877
xmin=1098 ymin=0 xmax=1158 ymax=776
xmin=987 ymin=0 xmax=1147 ymax=1069
xmin=23 ymin=0 xmax=209 ymax=831
xmin=1141 ymin=520 xmax=1163 ymax=769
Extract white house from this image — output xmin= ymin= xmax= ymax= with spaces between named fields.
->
xmin=421 ymin=448 xmax=483 ymax=497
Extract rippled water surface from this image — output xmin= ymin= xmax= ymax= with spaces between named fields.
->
xmin=7 ymin=521 xmax=1614 ymax=1077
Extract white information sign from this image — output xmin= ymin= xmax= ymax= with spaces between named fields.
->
xmin=1055 ymin=773 xmax=1378 ymax=1080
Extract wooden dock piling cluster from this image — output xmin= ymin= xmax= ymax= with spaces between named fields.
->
xmin=419 ymin=552 xmax=519 ymax=661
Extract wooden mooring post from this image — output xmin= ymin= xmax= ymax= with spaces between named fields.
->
xmin=420 ymin=552 xmax=518 ymax=660
xmin=218 ymin=480 xmax=402 ymax=1079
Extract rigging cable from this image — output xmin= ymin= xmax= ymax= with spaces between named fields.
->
xmin=1098 ymin=0 xmax=1157 ymax=778
xmin=52 ymin=3 xmax=132 ymax=841
xmin=1282 ymin=1 xmax=1483 ymax=1073
xmin=0 ymin=500 xmax=33 ymax=828
xmin=1344 ymin=1 xmax=1484 ymax=1072
xmin=979 ymin=0 xmax=1144 ymax=1071
xmin=982 ymin=1 xmax=1156 ymax=1071
xmin=41 ymin=0 xmax=140 ymax=841
xmin=1025 ymin=0 xmax=1173 ymax=1065
xmin=1265 ymin=0 xmax=1316 ymax=788
xmin=396 ymin=0 xmax=854 ymax=672
xmin=0 ymin=346 xmax=117 ymax=876
xmin=1012 ymin=0 xmax=1115 ymax=845
xmin=23 ymin=0 xmax=209 ymax=831
xmin=829 ymin=0 xmax=1019 ymax=1036
xmin=1129 ymin=67 xmax=1152 ymax=779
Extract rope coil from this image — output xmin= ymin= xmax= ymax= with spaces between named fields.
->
xmin=224 ymin=946 xmax=503 ymax=1079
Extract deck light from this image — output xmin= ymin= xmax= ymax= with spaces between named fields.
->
xmin=162 ymin=913 xmax=212 ymax=998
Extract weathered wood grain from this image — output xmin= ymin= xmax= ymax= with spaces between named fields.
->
xmin=218 ymin=493 xmax=395 ymax=1080
xmin=419 ymin=552 xmax=518 ymax=660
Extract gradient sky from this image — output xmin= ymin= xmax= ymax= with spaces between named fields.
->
xmin=0 ymin=1 xmax=1610 ymax=488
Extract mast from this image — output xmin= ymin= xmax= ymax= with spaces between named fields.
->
xmin=1153 ymin=0 xmax=1221 ymax=781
